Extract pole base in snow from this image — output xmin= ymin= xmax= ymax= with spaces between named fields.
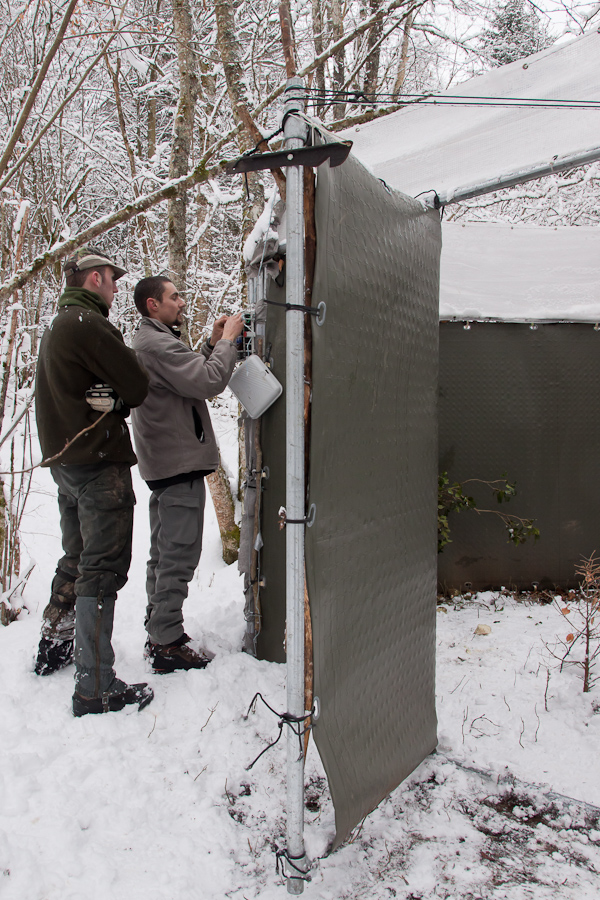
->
xmin=285 ymin=854 xmax=309 ymax=895
xmin=276 ymin=847 xmax=310 ymax=893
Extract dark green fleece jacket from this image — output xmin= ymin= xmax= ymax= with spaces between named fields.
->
xmin=36 ymin=288 xmax=149 ymax=466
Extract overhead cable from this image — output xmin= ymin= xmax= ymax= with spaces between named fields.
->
xmin=303 ymin=90 xmax=600 ymax=110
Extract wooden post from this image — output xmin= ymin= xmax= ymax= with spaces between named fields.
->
xmin=302 ymin=168 xmax=316 ymax=756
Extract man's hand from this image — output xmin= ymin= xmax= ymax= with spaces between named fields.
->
xmin=209 ymin=315 xmax=228 ymax=346
xmin=222 ymin=313 xmax=244 ymax=342
xmin=85 ymin=383 xmax=122 ymax=413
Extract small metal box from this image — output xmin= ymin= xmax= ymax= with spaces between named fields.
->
xmin=228 ymin=354 xmax=283 ymax=419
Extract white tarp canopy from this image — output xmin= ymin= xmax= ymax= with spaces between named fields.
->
xmin=343 ymin=30 xmax=600 ymax=201
xmin=440 ymin=223 xmax=600 ymax=321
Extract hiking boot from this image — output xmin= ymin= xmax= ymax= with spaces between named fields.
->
xmin=36 ymin=573 xmax=77 ymax=675
xmin=146 ymin=633 xmax=213 ymax=673
xmin=72 ymin=683 xmax=154 ymax=717
xmin=35 ymin=637 xmax=74 ymax=676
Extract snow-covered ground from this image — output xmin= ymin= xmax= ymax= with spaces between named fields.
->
xmin=1 ymin=407 xmax=599 ymax=899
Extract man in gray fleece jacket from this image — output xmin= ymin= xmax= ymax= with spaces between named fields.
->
xmin=131 ymin=276 xmax=243 ymax=672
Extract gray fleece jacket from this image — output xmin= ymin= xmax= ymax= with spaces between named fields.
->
xmin=131 ymin=317 xmax=237 ymax=482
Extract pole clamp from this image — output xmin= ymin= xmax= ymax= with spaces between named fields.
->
xmin=275 ymin=848 xmax=311 ymax=882
xmin=278 ymin=504 xmax=316 ymax=529
xmin=265 ymin=297 xmax=323 ymax=318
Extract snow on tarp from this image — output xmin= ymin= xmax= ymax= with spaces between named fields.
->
xmin=440 ymin=223 xmax=600 ymax=321
xmin=343 ymin=30 xmax=600 ymax=201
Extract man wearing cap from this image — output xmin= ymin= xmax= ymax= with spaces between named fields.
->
xmin=34 ymin=245 xmax=154 ymax=717
xmin=130 ymin=276 xmax=243 ymax=672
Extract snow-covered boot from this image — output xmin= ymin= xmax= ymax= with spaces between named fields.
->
xmin=35 ymin=574 xmax=76 ymax=676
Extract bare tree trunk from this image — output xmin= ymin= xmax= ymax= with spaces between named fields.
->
xmin=0 ymin=204 xmax=29 ymax=434
xmin=206 ymin=461 xmax=239 ymax=565
xmin=311 ymin=0 xmax=326 ymax=116
xmin=105 ymin=55 xmax=153 ymax=276
xmin=279 ymin=0 xmax=297 ymax=77
xmin=148 ymin=64 xmax=158 ymax=160
xmin=363 ymin=0 xmax=383 ymax=96
xmin=147 ymin=0 xmax=162 ymax=161
xmin=0 ymin=203 xmax=30 ymax=608
xmin=329 ymin=0 xmax=346 ymax=120
xmin=169 ymin=0 xmax=199 ymax=291
xmin=214 ymin=0 xmax=251 ymax=149
xmin=0 ymin=479 xmax=8 ymax=618
xmin=393 ymin=10 xmax=414 ymax=95
xmin=214 ymin=0 xmax=281 ymax=210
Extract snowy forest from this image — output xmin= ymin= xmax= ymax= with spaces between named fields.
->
xmin=0 ymin=0 xmax=599 ymax=598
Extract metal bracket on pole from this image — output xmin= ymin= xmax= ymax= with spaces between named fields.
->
xmin=224 ymin=141 xmax=351 ymax=175
xmin=283 ymin=76 xmax=309 ymax=895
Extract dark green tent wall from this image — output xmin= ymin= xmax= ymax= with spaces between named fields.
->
xmin=438 ymin=321 xmax=600 ymax=592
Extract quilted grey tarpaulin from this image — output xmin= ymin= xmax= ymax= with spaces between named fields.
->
xmin=305 ymin=154 xmax=441 ymax=848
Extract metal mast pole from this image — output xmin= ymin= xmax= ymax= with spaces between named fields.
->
xmin=283 ymin=76 xmax=308 ymax=893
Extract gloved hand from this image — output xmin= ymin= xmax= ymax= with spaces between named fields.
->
xmin=85 ymin=383 xmax=122 ymax=413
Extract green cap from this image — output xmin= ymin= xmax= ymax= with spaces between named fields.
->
xmin=63 ymin=245 xmax=127 ymax=279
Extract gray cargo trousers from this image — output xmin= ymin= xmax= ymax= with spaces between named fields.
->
xmin=51 ymin=462 xmax=135 ymax=698
xmin=145 ymin=477 xmax=205 ymax=645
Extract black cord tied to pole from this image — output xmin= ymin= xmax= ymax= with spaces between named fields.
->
xmin=414 ymin=188 xmax=441 ymax=209
xmin=264 ymin=297 xmax=321 ymax=315
xmin=275 ymin=848 xmax=311 ymax=882
xmin=244 ymin=692 xmax=312 ymax=771
xmin=239 ymin=125 xmax=284 ymax=160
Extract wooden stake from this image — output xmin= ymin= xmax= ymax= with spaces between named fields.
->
xmin=303 ymin=167 xmax=316 ymax=756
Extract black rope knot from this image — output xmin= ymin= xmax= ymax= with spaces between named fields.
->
xmin=244 ymin=692 xmax=312 ymax=770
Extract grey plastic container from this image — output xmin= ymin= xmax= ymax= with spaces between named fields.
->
xmin=228 ymin=354 xmax=283 ymax=419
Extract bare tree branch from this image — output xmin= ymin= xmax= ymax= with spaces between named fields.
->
xmin=0 ymin=13 xmax=125 ymax=194
xmin=252 ymin=0 xmax=424 ymax=117
xmin=0 ymin=0 xmax=81 ymax=181
xmin=0 ymin=158 xmax=218 ymax=303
